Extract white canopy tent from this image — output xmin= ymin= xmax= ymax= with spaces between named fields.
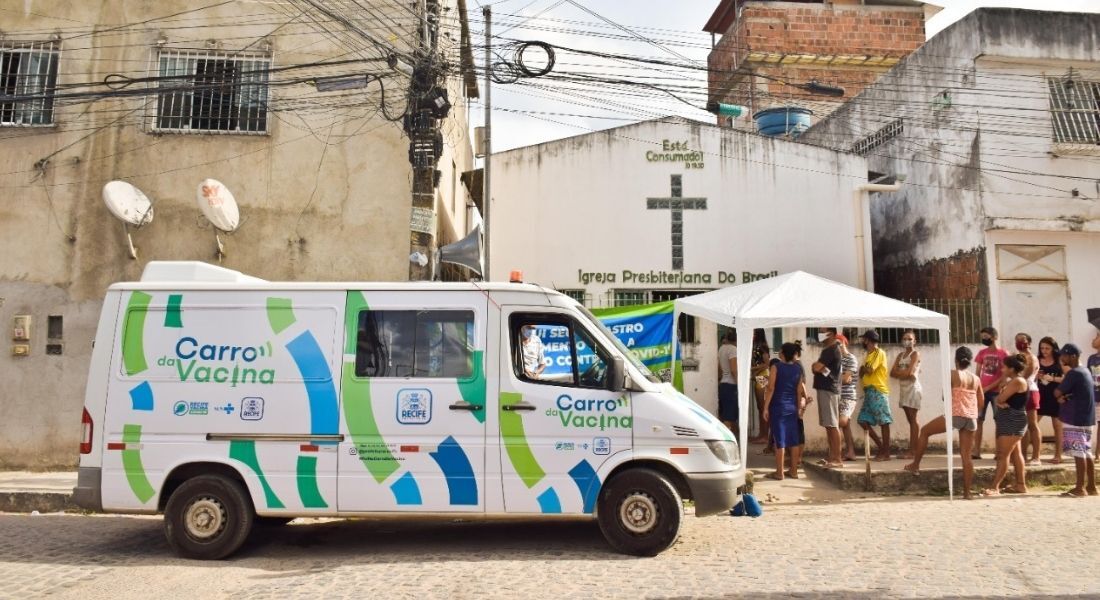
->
xmin=672 ymin=271 xmax=956 ymax=497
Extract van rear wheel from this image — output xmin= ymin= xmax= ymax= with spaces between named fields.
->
xmin=596 ymin=468 xmax=682 ymax=556
xmin=164 ymin=474 xmax=254 ymax=560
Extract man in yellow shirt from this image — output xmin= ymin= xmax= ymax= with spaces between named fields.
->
xmin=857 ymin=330 xmax=894 ymax=461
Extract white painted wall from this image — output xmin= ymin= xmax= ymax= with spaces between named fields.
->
xmin=489 ymin=117 xmax=888 ymax=447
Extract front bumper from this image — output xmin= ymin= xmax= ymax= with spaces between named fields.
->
xmin=685 ymin=469 xmax=745 ymax=517
xmin=72 ymin=467 xmax=103 ymax=512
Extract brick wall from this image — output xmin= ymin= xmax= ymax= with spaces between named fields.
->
xmin=708 ymin=2 xmax=924 ymax=121
xmin=874 ymin=247 xmax=988 ymax=301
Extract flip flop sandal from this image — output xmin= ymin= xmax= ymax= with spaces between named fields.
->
xmin=1060 ymin=491 xmax=1085 ymax=498
xmin=764 ymin=472 xmax=784 ymax=481
xmin=1001 ymin=487 xmax=1025 ymax=494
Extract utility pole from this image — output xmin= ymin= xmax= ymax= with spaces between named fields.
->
xmin=407 ymin=0 xmax=444 ymax=281
xmin=482 ymin=5 xmax=492 ymax=281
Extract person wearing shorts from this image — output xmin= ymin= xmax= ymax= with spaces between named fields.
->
xmin=837 ymin=335 xmax=859 ymax=461
xmin=857 ymin=330 xmax=893 ymax=461
xmin=1055 ymin=343 xmax=1097 ymax=498
xmin=905 ymin=347 xmax=980 ymax=498
xmin=811 ymin=328 xmax=842 ymax=467
xmin=974 ymin=327 xmax=1009 ymax=459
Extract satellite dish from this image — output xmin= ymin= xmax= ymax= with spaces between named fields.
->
xmin=196 ymin=178 xmax=241 ymax=260
xmin=103 ymin=181 xmax=154 ymax=227
xmin=103 ymin=181 xmax=154 ymax=259
xmin=196 ymin=178 xmax=240 ymax=232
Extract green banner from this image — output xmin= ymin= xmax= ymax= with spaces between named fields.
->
xmin=591 ymin=301 xmax=684 ymax=391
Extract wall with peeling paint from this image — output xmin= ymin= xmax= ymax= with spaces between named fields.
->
xmin=802 ymin=8 xmax=1100 ymax=350
xmin=0 ymin=1 xmax=477 ymax=468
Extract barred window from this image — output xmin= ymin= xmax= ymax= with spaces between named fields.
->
xmin=155 ymin=50 xmax=270 ymax=134
xmin=556 ymin=289 xmax=589 ymax=305
xmin=1048 ymin=77 xmax=1100 ymax=145
xmin=0 ymin=41 xmax=59 ymax=126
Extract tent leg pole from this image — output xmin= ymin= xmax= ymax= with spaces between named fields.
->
xmin=864 ymin=428 xmax=872 ymax=491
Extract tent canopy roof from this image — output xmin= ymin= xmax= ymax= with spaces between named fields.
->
xmin=674 ymin=271 xmax=949 ymax=331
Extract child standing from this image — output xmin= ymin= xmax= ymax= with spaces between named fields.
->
xmin=1055 ymin=343 xmax=1097 ymax=497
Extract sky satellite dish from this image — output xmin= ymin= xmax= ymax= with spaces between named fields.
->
xmin=103 ymin=181 xmax=154 ymax=259
xmin=196 ymin=178 xmax=240 ymax=232
xmin=196 ymin=178 xmax=241 ymax=260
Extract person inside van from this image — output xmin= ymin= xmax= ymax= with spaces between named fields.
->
xmin=521 ymin=324 xmax=547 ymax=379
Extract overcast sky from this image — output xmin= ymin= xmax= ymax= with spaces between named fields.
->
xmin=473 ymin=0 xmax=1099 ymax=152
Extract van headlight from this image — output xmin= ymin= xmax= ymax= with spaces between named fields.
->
xmin=705 ymin=439 xmax=740 ymax=467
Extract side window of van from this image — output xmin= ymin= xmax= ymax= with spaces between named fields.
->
xmin=356 ymin=310 xmax=474 ymax=379
xmin=511 ymin=315 xmax=610 ymax=389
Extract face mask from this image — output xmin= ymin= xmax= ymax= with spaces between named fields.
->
xmin=903 ymin=340 xmax=914 ymax=349
xmin=817 ymin=332 xmax=830 ymax=343
xmin=980 ymin=337 xmax=993 ymax=346
xmin=1015 ymin=341 xmax=1028 ymax=352
xmin=524 ymin=329 xmax=535 ymax=339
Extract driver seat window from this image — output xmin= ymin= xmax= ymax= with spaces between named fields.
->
xmin=510 ymin=314 xmax=610 ymax=389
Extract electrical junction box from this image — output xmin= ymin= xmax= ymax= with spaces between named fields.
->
xmin=12 ymin=315 xmax=31 ymax=341
xmin=12 ymin=344 xmax=29 ymax=357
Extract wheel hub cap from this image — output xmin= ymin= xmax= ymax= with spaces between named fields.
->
xmin=620 ymin=492 xmax=659 ymax=534
xmin=185 ymin=497 xmax=226 ymax=540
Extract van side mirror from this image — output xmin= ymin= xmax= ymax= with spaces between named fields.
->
xmin=607 ymin=356 xmax=625 ymax=393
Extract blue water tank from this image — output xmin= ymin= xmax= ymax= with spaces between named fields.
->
xmin=753 ymin=107 xmax=814 ymax=137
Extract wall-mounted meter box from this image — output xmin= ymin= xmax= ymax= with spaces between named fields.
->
xmin=12 ymin=315 xmax=31 ymax=342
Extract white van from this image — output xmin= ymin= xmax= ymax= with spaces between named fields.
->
xmin=73 ymin=262 xmax=742 ymax=558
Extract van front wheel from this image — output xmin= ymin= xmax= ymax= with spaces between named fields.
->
xmin=596 ymin=468 xmax=682 ymax=556
xmin=164 ymin=474 xmax=254 ymax=560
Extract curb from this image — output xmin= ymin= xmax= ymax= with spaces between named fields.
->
xmin=802 ymin=461 xmax=1089 ymax=494
xmin=0 ymin=491 xmax=81 ymax=513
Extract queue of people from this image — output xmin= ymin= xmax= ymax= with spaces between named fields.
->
xmin=738 ymin=323 xmax=1100 ymax=498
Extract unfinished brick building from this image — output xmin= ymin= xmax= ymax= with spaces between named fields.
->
xmin=704 ymin=0 xmax=928 ymax=129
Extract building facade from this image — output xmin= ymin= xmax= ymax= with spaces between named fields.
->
xmin=0 ymin=1 xmax=480 ymax=468
xmin=801 ymin=8 xmax=1100 ymax=352
xmin=704 ymin=0 xmax=927 ymax=129
xmin=488 ymin=117 xmax=870 ymax=433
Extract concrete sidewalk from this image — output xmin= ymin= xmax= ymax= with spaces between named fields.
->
xmin=0 ymin=472 xmax=78 ymax=513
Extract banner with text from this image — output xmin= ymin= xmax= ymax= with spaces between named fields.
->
xmin=592 ymin=301 xmax=684 ymax=392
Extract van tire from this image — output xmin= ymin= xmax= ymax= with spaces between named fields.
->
xmin=596 ymin=468 xmax=682 ymax=556
xmin=164 ymin=474 xmax=254 ymax=560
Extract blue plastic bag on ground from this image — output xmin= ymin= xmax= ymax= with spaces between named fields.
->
xmin=730 ymin=493 xmax=763 ymax=517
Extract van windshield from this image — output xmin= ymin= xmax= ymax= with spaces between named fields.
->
xmin=577 ymin=306 xmax=661 ymax=384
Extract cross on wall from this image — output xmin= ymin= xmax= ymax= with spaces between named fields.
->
xmin=646 ymin=174 xmax=707 ymax=270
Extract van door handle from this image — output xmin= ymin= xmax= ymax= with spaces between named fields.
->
xmin=449 ymin=401 xmax=483 ymax=411
xmin=502 ymin=402 xmax=536 ymax=412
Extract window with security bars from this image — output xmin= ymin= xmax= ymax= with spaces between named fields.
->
xmin=155 ymin=50 xmax=270 ymax=134
xmin=610 ymin=289 xmax=703 ymax=344
xmin=556 ymin=289 xmax=590 ymax=306
xmin=0 ymin=42 xmax=59 ymax=126
xmin=1048 ymin=77 xmax=1100 ymax=145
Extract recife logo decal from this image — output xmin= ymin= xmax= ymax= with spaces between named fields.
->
xmin=156 ymin=336 xmax=276 ymax=386
xmin=396 ymin=389 xmax=432 ymax=425
xmin=546 ymin=394 xmax=632 ymax=431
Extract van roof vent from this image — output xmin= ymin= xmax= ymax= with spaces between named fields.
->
xmin=140 ymin=261 xmax=266 ymax=284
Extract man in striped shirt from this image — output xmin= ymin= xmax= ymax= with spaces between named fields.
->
xmin=837 ymin=334 xmax=859 ymax=461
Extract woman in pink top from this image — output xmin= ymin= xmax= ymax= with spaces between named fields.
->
xmin=904 ymin=347 xmax=981 ymax=499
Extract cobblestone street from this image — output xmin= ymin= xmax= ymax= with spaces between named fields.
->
xmin=2 ymin=493 xmax=1099 ymax=599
